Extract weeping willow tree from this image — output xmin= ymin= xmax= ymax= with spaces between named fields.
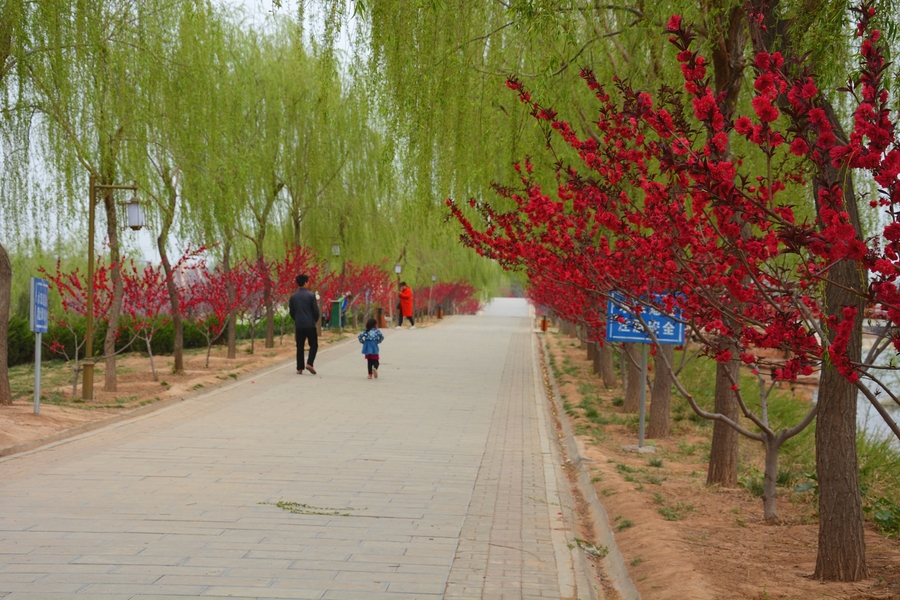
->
xmin=124 ymin=0 xmax=226 ymax=373
xmin=0 ymin=0 xmax=31 ymax=405
xmin=26 ymin=0 xmax=187 ymax=392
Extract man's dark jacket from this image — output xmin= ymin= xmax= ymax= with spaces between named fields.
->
xmin=289 ymin=288 xmax=320 ymax=328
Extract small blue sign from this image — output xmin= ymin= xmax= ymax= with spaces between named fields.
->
xmin=30 ymin=277 xmax=49 ymax=334
xmin=606 ymin=293 xmax=684 ymax=345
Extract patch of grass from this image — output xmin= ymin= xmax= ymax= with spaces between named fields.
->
xmin=648 ymin=457 xmax=664 ymax=468
xmin=191 ymin=383 xmax=204 ymax=390
xmin=578 ymin=382 xmax=597 ymax=396
xmin=43 ymin=391 xmax=67 ymax=406
xmin=575 ymin=538 xmax=608 ymax=558
xmin=591 ymin=474 xmax=604 ymax=483
xmin=261 ymin=500 xmax=363 ymax=517
xmin=229 ymin=373 xmax=238 ymax=380
xmin=740 ymin=470 xmax=765 ymax=498
xmin=574 ymin=423 xmax=594 ymax=438
xmin=561 ymin=357 xmax=579 ymax=376
xmin=615 ymin=462 xmax=637 ymax=474
xmin=658 ymin=506 xmax=683 ymax=521
xmin=677 ymin=439 xmax=699 ymax=455
xmin=616 ymin=518 xmax=634 ymax=531
xmin=653 ymin=492 xmax=665 ymax=505
xmin=601 ymin=488 xmax=618 ymax=497
xmin=630 ymin=557 xmax=644 ymax=567
xmin=645 ymin=473 xmax=666 ymax=485
xmin=612 ymin=396 xmax=624 ymax=407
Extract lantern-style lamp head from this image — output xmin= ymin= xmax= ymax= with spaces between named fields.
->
xmin=432 ymin=274 xmax=436 ymax=282
xmin=331 ymin=244 xmax=340 ymax=257
xmin=395 ymin=264 xmax=402 ymax=274
xmin=126 ymin=194 xmax=144 ymax=231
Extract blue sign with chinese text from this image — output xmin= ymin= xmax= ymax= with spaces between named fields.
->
xmin=606 ymin=293 xmax=684 ymax=345
xmin=30 ymin=277 xmax=49 ymax=334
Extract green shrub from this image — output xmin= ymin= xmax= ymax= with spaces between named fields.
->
xmin=6 ymin=315 xmax=34 ymax=366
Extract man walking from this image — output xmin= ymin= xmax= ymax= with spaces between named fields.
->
xmin=289 ymin=274 xmax=320 ymax=374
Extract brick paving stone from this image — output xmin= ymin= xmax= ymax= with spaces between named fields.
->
xmin=0 ymin=308 xmax=593 ymax=599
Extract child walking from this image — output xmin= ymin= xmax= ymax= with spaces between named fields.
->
xmin=358 ymin=318 xmax=384 ymax=379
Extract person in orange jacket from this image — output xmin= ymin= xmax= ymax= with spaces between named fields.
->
xmin=396 ymin=281 xmax=415 ymax=329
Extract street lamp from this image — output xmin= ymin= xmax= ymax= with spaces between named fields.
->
xmin=394 ymin=265 xmax=402 ymax=322
xmin=83 ymin=175 xmax=143 ymax=400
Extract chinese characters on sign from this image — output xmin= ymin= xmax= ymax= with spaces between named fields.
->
xmin=30 ymin=277 xmax=49 ymax=334
xmin=605 ymin=293 xmax=685 ymax=345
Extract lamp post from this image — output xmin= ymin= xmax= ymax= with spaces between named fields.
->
xmin=83 ymin=175 xmax=143 ymax=400
xmin=332 ymin=243 xmax=342 ymax=286
xmin=331 ymin=244 xmax=342 ymax=331
xmin=394 ymin=264 xmax=402 ymax=322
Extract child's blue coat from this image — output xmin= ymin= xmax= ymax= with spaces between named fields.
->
xmin=358 ymin=329 xmax=384 ymax=355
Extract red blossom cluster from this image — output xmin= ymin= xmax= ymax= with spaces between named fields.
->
xmin=43 ymin=245 xmax=475 ymax=367
xmin=415 ymin=281 xmax=481 ymax=315
xmin=449 ymin=1 xmax=900 ymax=388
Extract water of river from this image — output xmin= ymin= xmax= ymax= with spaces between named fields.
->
xmin=857 ymin=340 xmax=900 ymax=447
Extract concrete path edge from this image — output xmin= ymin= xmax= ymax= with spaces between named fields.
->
xmin=530 ymin=334 xmax=600 ymax=600
xmin=538 ymin=334 xmax=642 ymax=600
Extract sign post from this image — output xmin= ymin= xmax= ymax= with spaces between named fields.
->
xmin=30 ymin=277 xmax=50 ymax=415
xmin=606 ymin=293 xmax=684 ymax=448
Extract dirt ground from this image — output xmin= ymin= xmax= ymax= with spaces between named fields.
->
xmin=542 ymin=329 xmax=900 ymax=600
xmin=0 ymin=330 xmax=349 ymax=451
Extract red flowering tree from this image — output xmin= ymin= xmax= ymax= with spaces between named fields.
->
xmin=121 ymin=261 xmax=171 ymax=381
xmin=41 ymin=260 xmax=115 ymax=397
xmin=448 ymin=2 xmax=899 ymax=579
xmin=233 ymin=259 xmax=269 ymax=353
xmin=182 ymin=260 xmax=263 ymax=367
xmin=428 ymin=281 xmax=481 ymax=315
xmin=160 ymin=245 xmax=208 ymax=374
xmin=315 ymin=261 xmax=392 ymax=328
xmin=273 ymin=246 xmax=322 ymax=340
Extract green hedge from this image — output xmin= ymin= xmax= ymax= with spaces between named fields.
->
xmin=7 ymin=313 xmax=296 ymax=368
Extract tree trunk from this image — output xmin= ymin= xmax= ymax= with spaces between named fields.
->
xmin=145 ymin=338 xmax=157 ymax=382
xmin=598 ymin=342 xmax=616 ymax=388
xmin=102 ymin=189 xmax=123 ymax=393
xmin=0 ymin=241 xmax=12 ymax=406
xmin=707 ymin=354 xmax=740 ymax=487
xmin=223 ymin=243 xmax=237 ymax=359
xmin=262 ymin=258 xmax=274 ymax=349
xmin=648 ymin=344 xmax=674 ymax=439
xmin=156 ymin=181 xmax=183 ymax=374
xmin=158 ymin=246 xmax=184 ymax=375
xmin=762 ymin=435 xmax=780 ymax=524
xmin=587 ymin=341 xmax=597 ymax=362
xmin=814 ymin=260 xmax=868 ymax=580
xmin=747 ymin=0 xmax=868 ymax=579
xmin=623 ymin=343 xmax=642 ymax=413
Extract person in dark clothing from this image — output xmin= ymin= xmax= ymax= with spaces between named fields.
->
xmin=288 ymin=274 xmax=320 ymax=375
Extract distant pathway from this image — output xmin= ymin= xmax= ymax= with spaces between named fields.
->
xmin=0 ymin=303 xmax=591 ymax=599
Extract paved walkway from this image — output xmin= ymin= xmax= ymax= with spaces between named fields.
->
xmin=0 ymin=309 xmax=592 ymax=599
